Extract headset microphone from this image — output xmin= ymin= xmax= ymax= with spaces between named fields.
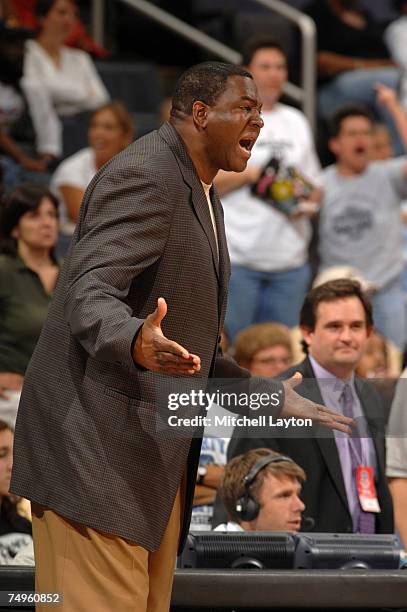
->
xmin=301 ymin=516 xmax=315 ymax=531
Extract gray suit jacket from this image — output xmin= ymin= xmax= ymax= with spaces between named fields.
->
xmin=11 ymin=122 xmax=251 ymax=552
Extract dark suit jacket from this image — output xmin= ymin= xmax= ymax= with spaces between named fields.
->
xmin=226 ymin=357 xmax=394 ymax=533
xmin=11 ymin=122 xmax=256 ymax=552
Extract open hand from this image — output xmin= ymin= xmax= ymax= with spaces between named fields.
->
xmin=133 ymin=298 xmax=201 ymax=375
xmin=281 ymin=372 xmax=353 ymax=434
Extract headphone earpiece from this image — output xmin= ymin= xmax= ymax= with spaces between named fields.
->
xmin=235 ymin=491 xmax=260 ymax=522
xmin=234 ymin=454 xmax=295 ymax=523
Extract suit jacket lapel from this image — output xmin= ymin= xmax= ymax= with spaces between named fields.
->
xmin=300 ymin=358 xmax=350 ymax=515
xmin=354 ymin=377 xmax=386 ymax=477
xmin=159 ymin=122 xmax=220 ymax=280
xmin=211 ymin=186 xmax=230 ymax=311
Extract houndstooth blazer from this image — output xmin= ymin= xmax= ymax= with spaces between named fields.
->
xmin=10 ymin=122 xmax=253 ymax=552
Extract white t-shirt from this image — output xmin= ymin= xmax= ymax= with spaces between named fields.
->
xmin=214 ymin=522 xmax=243 ymax=532
xmin=319 ymin=159 xmax=407 ymax=288
xmin=51 ymin=147 xmax=96 ymax=234
xmin=222 ymin=103 xmax=321 ymax=272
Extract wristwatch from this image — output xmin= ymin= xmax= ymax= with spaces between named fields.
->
xmin=197 ymin=465 xmax=207 ymax=485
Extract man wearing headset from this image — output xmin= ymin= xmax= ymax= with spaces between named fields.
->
xmin=215 ymin=448 xmax=306 ymax=532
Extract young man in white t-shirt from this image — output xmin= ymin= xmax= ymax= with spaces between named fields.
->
xmin=318 ymin=103 xmax=407 ymax=348
xmin=215 ymin=37 xmax=321 ymax=341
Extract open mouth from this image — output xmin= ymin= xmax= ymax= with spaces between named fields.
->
xmin=239 ymin=138 xmax=255 ymax=152
xmin=239 ymin=137 xmax=256 ymax=159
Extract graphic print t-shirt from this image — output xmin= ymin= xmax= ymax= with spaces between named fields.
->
xmin=319 ymin=159 xmax=407 ymax=289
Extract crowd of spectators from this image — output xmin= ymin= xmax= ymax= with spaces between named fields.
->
xmin=0 ymin=183 xmax=60 ymax=430
xmin=2 ymin=0 xmax=407 ymax=569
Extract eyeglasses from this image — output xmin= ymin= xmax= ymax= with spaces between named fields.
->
xmin=251 ymin=356 xmax=292 ymax=366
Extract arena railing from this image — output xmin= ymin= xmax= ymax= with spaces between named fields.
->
xmin=89 ymin=0 xmax=316 ymax=133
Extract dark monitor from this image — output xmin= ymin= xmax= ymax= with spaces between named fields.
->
xmin=178 ymin=532 xmax=401 ymax=570
xmin=179 ymin=531 xmax=296 ymax=569
xmin=294 ymin=533 xmax=401 ymax=570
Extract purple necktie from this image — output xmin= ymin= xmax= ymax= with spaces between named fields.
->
xmin=340 ymin=383 xmax=375 ymax=534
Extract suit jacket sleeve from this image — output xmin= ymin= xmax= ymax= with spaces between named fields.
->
xmin=63 ymin=163 xmax=175 ymax=370
xmin=213 ymin=344 xmax=251 ymax=379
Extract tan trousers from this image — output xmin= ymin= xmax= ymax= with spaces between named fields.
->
xmin=31 ymin=488 xmax=182 ymax=612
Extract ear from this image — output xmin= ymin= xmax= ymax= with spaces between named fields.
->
xmin=11 ymin=227 xmax=19 ymax=240
xmin=329 ymin=137 xmax=339 ymax=156
xmin=300 ymin=325 xmax=313 ymax=347
xmin=366 ymin=325 xmax=373 ymax=339
xmin=192 ymin=100 xmax=209 ymax=129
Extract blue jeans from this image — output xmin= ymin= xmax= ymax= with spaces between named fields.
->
xmin=318 ymin=67 xmax=403 ymax=155
xmin=225 ymin=263 xmax=311 ymax=342
xmin=372 ymin=276 xmax=406 ymax=349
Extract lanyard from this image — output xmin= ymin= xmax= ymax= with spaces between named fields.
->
xmin=348 ymin=436 xmax=365 ymax=466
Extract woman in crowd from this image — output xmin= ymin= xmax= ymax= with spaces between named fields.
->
xmin=0 ymin=419 xmax=32 ymax=564
xmin=356 ymin=332 xmax=391 ymax=379
xmin=22 ymin=0 xmax=109 ymax=159
xmin=0 ymin=183 xmax=60 ymax=425
xmin=233 ymin=322 xmax=294 ymax=377
xmin=51 ymin=101 xmax=134 ymax=241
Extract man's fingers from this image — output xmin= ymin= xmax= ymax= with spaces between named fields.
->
xmin=153 ymin=336 xmax=201 ymax=367
xmin=153 ymin=348 xmax=202 ymax=375
xmin=318 ymin=417 xmax=352 ymax=435
xmin=148 ymin=297 xmax=168 ymax=329
xmin=154 ymin=359 xmax=201 ymax=376
xmin=153 ymin=335 xmax=194 ymax=360
xmin=156 ymin=351 xmax=201 ymax=369
xmin=332 ymin=423 xmax=352 ymax=434
xmin=314 ymin=405 xmax=353 ymax=434
xmin=134 ymin=300 xmax=203 ymax=373
xmin=319 ymin=405 xmax=354 ymax=425
xmin=283 ymin=381 xmax=355 ymax=435
xmin=284 ymin=372 xmax=303 ymax=390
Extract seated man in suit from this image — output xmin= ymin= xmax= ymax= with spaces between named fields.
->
xmin=224 ymin=278 xmax=394 ymax=533
xmin=214 ymin=447 xmax=305 ymax=533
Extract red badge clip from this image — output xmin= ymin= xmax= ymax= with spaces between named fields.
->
xmin=356 ymin=466 xmax=380 ymax=513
